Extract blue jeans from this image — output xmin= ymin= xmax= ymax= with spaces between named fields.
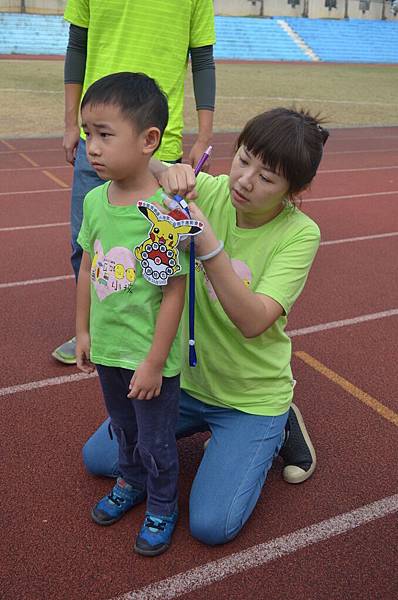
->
xmin=83 ymin=390 xmax=288 ymax=545
xmin=70 ymin=139 xmax=104 ymax=281
xmin=70 ymin=139 xmax=182 ymax=281
xmin=96 ymin=365 xmax=180 ymax=516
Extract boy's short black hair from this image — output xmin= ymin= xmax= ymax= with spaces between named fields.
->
xmin=236 ymin=107 xmax=329 ymax=198
xmin=81 ymin=72 xmax=169 ymax=151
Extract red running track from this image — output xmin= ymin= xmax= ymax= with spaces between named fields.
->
xmin=1 ymin=127 xmax=398 ymax=600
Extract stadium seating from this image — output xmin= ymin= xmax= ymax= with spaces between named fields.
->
xmin=0 ymin=13 xmax=397 ymax=64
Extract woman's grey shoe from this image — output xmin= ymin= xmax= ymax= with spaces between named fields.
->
xmin=280 ymin=403 xmax=316 ymax=484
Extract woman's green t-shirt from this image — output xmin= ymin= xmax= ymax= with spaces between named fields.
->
xmin=181 ymin=173 xmax=321 ymax=416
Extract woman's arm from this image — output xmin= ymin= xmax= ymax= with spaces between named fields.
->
xmin=188 ymin=202 xmax=283 ymax=338
xmin=63 ymin=24 xmax=87 ymax=164
xmin=128 ymin=275 xmax=186 ymax=400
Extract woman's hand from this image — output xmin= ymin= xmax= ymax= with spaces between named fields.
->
xmin=188 ymin=202 xmax=220 ymax=258
xmin=76 ymin=332 xmax=95 ymax=373
xmin=158 ymin=163 xmax=198 ymax=201
xmin=127 ymin=360 xmax=163 ymax=400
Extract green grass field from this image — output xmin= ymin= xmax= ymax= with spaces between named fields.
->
xmin=1 ymin=59 xmax=397 ymax=138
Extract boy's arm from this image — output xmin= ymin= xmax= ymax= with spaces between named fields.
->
xmin=128 ymin=275 xmax=186 ymax=400
xmin=76 ymin=251 xmax=95 ymax=373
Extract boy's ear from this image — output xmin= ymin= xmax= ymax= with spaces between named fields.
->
xmin=142 ymin=127 xmax=161 ymax=155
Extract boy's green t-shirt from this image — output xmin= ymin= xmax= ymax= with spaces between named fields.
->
xmin=64 ymin=0 xmax=216 ymax=161
xmin=77 ymin=182 xmax=188 ymax=375
xmin=181 ymin=173 xmax=321 ymax=416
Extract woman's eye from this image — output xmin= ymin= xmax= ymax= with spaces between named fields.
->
xmin=260 ymin=174 xmax=271 ymax=183
xmin=100 ymin=132 xmax=110 ymax=138
xmin=239 ymin=156 xmax=248 ymax=165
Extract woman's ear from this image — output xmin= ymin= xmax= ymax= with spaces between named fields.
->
xmin=142 ymin=127 xmax=161 ymax=155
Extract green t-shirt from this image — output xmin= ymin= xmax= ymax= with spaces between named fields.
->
xmin=181 ymin=173 xmax=321 ymax=416
xmin=77 ymin=182 xmax=188 ymax=374
xmin=64 ymin=0 xmax=216 ymax=161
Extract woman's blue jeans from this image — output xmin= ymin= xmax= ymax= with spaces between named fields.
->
xmin=83 ymin=390 xmax=288 ymax=546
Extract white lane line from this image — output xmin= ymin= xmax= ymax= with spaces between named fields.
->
xmin=2 ymin=164 xmax=398 ymax=175
xmin=2 ymin=309 xmax=397 ymax=398
xmin=305 ymin=190 xmax=398 ymax=203
xmin=319 ymin=165 xmax=398 ymax=174
xmin=288 ymin=309 xmax=398 ymax=338
xmin=0 ymin=275 xmax=74 ymax=289
xmin=110 ymin=494 xmax=398 ymax=600
xmin=320 ymin=232 xmax=398 ymax=246
xmin=0 ymin=371 xmax=97 ymax=397
xmin=1 ymin=228 xmax=397 ymax=283
xmin=0 ymin=221 xmax=69 ymax=232
xmin=0 ymin=187 xmax=70 ymax=197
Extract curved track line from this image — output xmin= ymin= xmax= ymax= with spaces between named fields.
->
xmin=111 ymin=495 xmax=398 ymax=600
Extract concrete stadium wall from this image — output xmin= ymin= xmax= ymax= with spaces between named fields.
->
xmin=0 ymin=0 xmax=65 ymax=14
xmin=0 ymin=0 xmax=396 ymax=20
xmin=214 ymin=0 xmax=393 ymax=20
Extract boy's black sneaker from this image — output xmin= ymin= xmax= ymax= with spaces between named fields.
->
xmin=279 ymin=403 xmax=316 ymax=484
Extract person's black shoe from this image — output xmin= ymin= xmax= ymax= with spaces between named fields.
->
xmin=279 ymin=403 xmax=316 ymax=484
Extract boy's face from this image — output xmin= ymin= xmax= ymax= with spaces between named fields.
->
xmin=81 ymin=103 xmax=148 ymax=182
xmin=229 ymin=146 xmax=290 ymax=222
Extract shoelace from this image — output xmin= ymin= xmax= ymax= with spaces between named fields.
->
xmin=145 ymin=516 xmax=166 ymax=532
xmin=107 ymin=491 xmax=125 ymax=507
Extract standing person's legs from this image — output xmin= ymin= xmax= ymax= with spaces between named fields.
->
xmin=82 ymin=389 xmax=209 ymax=477
xmin=188 ymin=404 xmax=288 ymax=546
xmin=91 ymin=366 xmax=147 ymax=525
xmin=70 ymin=139 xmax=104 ymax=281
xmin=52 ymin=139 xmax=104 ymax=364
xmin=132 ymin=376 xmax=181 ymax=517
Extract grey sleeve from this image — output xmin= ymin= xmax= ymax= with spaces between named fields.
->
xmin=64 ymin=24 xmax=88 ymax=84
xmin=190 ymin=45 xmax=216 ymax=111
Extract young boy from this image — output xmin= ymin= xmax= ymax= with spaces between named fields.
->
xmin=75 ymin=72 xmax=187 ymax=556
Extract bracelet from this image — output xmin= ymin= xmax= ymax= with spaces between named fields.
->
xmin=196 ymin=240 xmax=224 ymax=262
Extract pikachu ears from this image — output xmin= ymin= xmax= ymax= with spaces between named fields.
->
xmin=137 ymin=200 xmax=203 ymax=234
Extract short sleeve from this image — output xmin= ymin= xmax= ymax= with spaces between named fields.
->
xmin=256 ymin=224 xmax=321 ymax=314
xmin=64 ymin=0 xmax=90 ymax=28
xmin=190 ymin=0 xmax=216 ymax=48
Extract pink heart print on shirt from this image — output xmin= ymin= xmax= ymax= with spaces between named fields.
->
xmin=91 ymin=240 xmax=137 ymax=301
xmin=202 ymin=258 xmax=252 ymax=300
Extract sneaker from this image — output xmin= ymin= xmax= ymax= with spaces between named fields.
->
xmin=134 ymin=510 xmax=178 ymax=557
xmin=91 ymin=477 xmax=146 ymax=526
xmin=51 ymin=337 xmax=77 ymax=365
xmin=279 ymin=403 xmax=316 ymax=484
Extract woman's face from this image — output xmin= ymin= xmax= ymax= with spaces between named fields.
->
xmin=229 ymin=146 xmax=290 ymax=226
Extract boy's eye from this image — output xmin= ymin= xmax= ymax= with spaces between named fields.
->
xmin=100 ymin=132 xmax=110 ymax=138
xmin=239 ymin=156 xmax=248 ymax=165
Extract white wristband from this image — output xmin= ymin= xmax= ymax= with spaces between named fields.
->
xmin=196 ymin=240 xmax=224 ymax=262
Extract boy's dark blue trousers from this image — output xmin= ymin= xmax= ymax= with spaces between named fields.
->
xmin=96 ymin=365 xmax=180 ymax=517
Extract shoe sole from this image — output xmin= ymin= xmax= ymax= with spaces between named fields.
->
xmin=91 ymin=508 xmax=123 ymax=526
xmin=133 ymin=542 xmax=170 ymax=557
xmin=282 ymin=403 xmax=317 ymax=484
xmin=51 ymin=350 xmax=77 ymax=365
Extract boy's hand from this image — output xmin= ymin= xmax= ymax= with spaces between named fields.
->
xmin=76 ymin=332 xmax=95 ymax=373
xmin=128 ymin=360 xmax=162 ymax=400
xmin=158 ymin=163 xmax=198 ymax=201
